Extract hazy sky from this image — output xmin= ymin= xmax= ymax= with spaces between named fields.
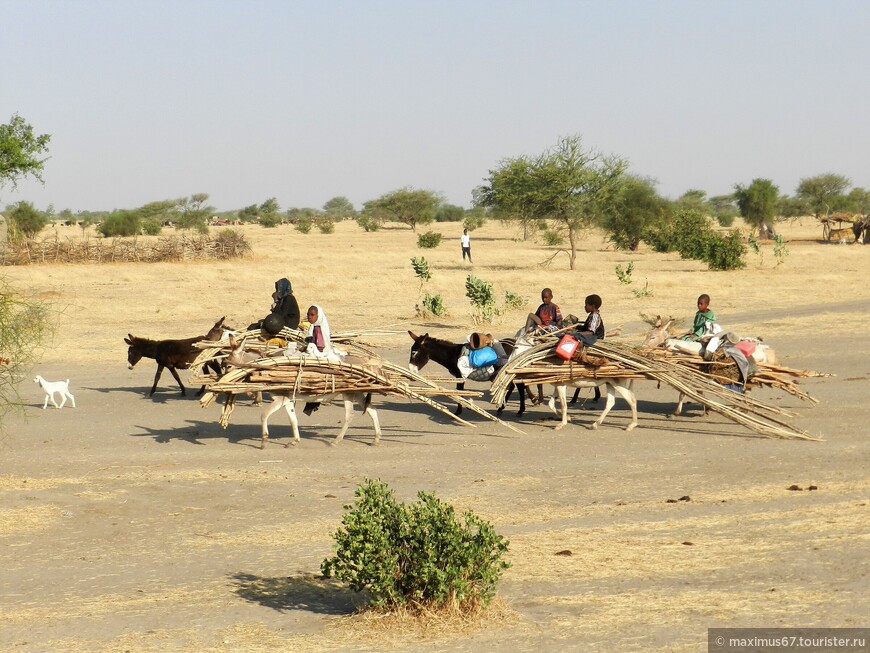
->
xmin=3 ymin=0 xmax=868 ymax=212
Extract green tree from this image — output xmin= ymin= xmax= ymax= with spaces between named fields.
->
xmin=796 ymin=173 xmax=850 ymax=217
xmin=777 ymin=195 xmax=810 ymax=218
xmin=175 ymin=193 xmax=212 ymax=233
xmin=434 ymin=203 xmax=465 ymax=222
xmin=708 ymin=194 xmax=739 ymax=226
xmin=0 ymin=114 xmax=51 ymax=189
xmin=601 ymin=175 xmax=668 ymax=251
xmin=323 ymin=196 xmax=355 ymax=218
xmin=477 ymin=134 xmax=627 ymax=269
xmin=8 ymin=201 xmax=49 ymax=239
xmin=734 ymin=178 xmax=779 ymax=239
xmin=363 ymin=187 xmax=441 ymax=231
xmin=238 ymin=204 xmax=259 ymax=222
xmin=98 ymin=210 xmax=140 ymax=237
xmin=137 ymin=200 xmax=175 ymax=225
xmin=844 ymin=187 xmax=870 ymax=215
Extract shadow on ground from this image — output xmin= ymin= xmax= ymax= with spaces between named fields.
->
xmin=230 ymin=571 xmax=367 ymax=615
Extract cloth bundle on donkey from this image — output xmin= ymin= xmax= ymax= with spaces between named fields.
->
xmin=457 ymin=332 xmax=506 ymax=381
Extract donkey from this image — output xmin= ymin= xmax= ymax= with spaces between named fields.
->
xmin=407 ymin=331 xmax=528 ymax=416
xmin=226 ymin=335 xmax=381 ymax=448
xmin=125 ymin=317 xmax=226 ymax=397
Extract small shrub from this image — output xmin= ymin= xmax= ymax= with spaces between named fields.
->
xmin=632 ymin=280 xmax=652 ymax=298
xmin=417 ymin=231 xmax=442 ymax=248
xmin=8 ymin=201 xmax=49 ymax=239
xmin=295 ymin=215 xmax=312 ymax=234
xmin=465 ymin=274 xmax=497 ymax=324
xmin=773 ymin=234 xmax=789 ymax=266
xmin=615 ymin=261 xmax=634 ymax=285
xmin=357 ymin=215 xmax=381 ymax=232
xmin=213 ymin=229 xmax=252 ymax=257
xmin=322 ymin=479 xmax=509 ymax=611
xmin=317 ymin=218 xmax=335 ymax=234
xmin=503 ymin=290 xmax=526 ymax=312
xmin=421 ymin=293 xmax=446 ymax=317
xmin=541 ymin=229 xmax=564 ymax=246
xmin=141 ymin=218 xmax=162 ymax=235
xmin=463 ymin=214 xmax=485 ymax=231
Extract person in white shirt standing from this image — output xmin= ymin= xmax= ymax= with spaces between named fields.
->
xmin=461 ymin=228 xmax=472 ymax=263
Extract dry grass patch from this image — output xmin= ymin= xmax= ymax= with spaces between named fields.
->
xmin=0 ymin=504 xmax=59 ymax=535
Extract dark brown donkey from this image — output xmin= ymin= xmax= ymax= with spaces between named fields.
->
xmin=125 ymin=317 xmax=226 ymax=397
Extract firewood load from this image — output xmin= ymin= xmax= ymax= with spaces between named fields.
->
xmin=191 ymin=329 xmax=523 ymax=434
xmin=490 ymin=332 xmax=826 ymax=441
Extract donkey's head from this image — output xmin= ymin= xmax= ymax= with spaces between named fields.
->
xmin=124 ymin=335 xmax=144 ymax=369
xmin=408 ymin=331 xmax=432 ymax=373
xmin=205 ymin=316 xmax=227 ymax=342
xmin=640 ymin=316 xmax=675 ymax=349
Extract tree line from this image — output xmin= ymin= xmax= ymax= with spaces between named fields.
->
xmin=3 ymin=117 xmax=868 ymax=269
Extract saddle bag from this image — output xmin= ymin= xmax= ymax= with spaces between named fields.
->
xmin=468 ymin=345 xmax=498 ymax=368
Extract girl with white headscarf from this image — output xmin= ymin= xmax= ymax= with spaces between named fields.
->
xmin=304 ymin=304 xmax=332 ymax=357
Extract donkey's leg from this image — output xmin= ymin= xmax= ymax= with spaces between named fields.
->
xmin=150 ymin=364 xmax=165 ymax=396
xmin=454 ymin=381 xmax=465 ymax=416
xmin=332 ymin=395 xmax=357 ymax=446
xmin=363 ymin=393 xmax=382 ymax=446
xmin=552 ymin=385 xmax=570 ymax=430
xmin=590 ymin=383 xmax=618 ymax=430
xmin=261 ymin=396 xmax=293 ymax=449
xmin=611 ymin=381 xmax=638 ymax=432
xmin=282 ymin=397 xmax=300 ymax=447
xmin=516 ymin=382 xmax=526 ymax=416
xmin=497 ymin=381 xmax=513 ymax=415
xmin=167 ymin=365 xmax=187 ymax=396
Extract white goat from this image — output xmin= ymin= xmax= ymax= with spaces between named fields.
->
xmin=34 ymin=375 xmax=76 ymax=409
xmin=226 ymin=335 xmax=381 ymax=448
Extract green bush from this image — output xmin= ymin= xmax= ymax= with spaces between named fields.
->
xmin=417 ymin=231 xmax=442 ymax=248
xmin=703 ymin=230 xmax=746 ymax=270
xmin=141 ymin=218 xmax=162 ymax=235
xmin=466 ymin=274 xmax=497 ymax=323
xmin=316 ymin=218 xmax=335 ymax=234
xmin=259 ymin=213 xmax=282 ymax=228
xmin=7 ymin=201 xmax=48 ymax=239
xmin=421 ymin=293 xmax=446 ymax=317
xmin=322 ymin=479 xmax=509 ymax=611
xmin=295 ymin=215 xmax=312 ymax=234
xmin=462 ymin=213 xmax=485 ymax=231
xmin=357 ymin=214 xmax=381 ymax=232
xmin=541 ymin=229 xmax=565 ymax=246
xmin=99 ymin=210 xmax=140 ymax=237
xmin=503 ymin=290 xmax=526 ymax=311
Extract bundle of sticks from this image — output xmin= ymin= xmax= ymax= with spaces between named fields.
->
xmin=190 ymin=329 xmax=522 ymax=434
xmin=490 ymin=331 xmax=826 ymax=441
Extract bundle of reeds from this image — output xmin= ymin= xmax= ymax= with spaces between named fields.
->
xmin=490 ymin=332 xmax=824 ymax=440
xmin=191 ymin=330 xmax=523 ymax=434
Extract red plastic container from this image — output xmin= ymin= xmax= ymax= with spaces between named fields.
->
xmin=555 ymin=334 xmax=580 ymax=360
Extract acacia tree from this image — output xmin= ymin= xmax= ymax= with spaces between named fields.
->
xmin=734 ymin=178 xmax=779 ymax=239
xmin=601 ymin=175 xmax=668 ymax=251
xmin=796 ymin=173 xmax=850 ymax=217
xmin=477 ymin=135 xmax=627 ymax=269
xmin=323 ymin=196 xmax=356 ymax=219
xmin=363 ymin=187 xmax=441 ymax=231
xmin=175 ymin=193 xmax=213 ymax=232
xmin=0 ymin=114 xmax=51 ymax=189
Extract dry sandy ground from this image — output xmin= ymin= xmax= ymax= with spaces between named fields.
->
xmin=0 ymin=220 xmax=868 ymax=652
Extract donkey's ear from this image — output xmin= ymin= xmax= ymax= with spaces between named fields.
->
xmin=124 ymin=336 xmax=133 ymax=345
xmin=216 ymin=316 xmax=225 ymax=328
xmin=408 ymin=330 xmax=419 ymax=340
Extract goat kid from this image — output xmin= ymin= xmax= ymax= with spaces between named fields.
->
xmin=226 ymin=335 xmax=381 ymax=448
xmin=34 ymin=375 xmax=76 ymax=409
